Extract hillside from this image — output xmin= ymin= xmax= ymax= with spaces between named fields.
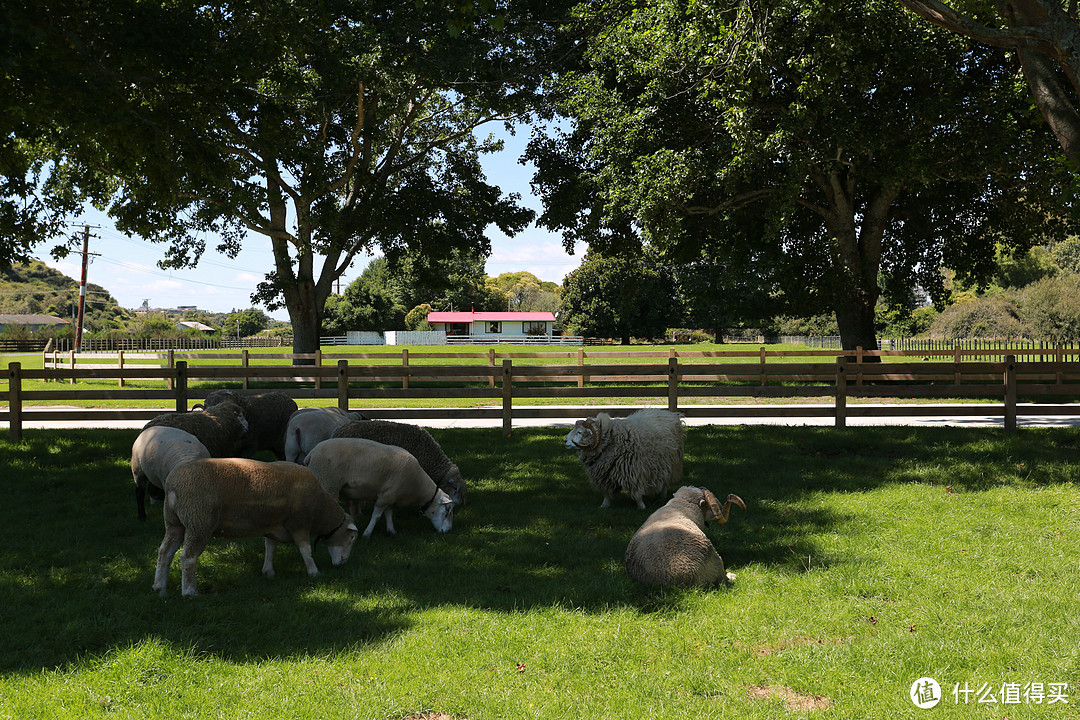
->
xmin=0 ymin=261 xmax=135 ymax=333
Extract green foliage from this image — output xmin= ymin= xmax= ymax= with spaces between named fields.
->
xmin=560 ymin=247 xmax=675 ymax=343
xmin=1018 ymin=275 xmax=1080 ymax=344
xmin=0 ymin=260 xmax=135 ymax=333
xmin=9 ymin=1 xmax=567 ymax=353
xmin=405 ymin=303 xmax=434 ymax=331
xmin=222 ymin=308 xmax=271 ymax=339
xmin=929 ymin=295 xmax=1026 ymax=339
xmin=875 ymin=304 xmax=938 ymax=338
xmin=1051 ymin=236 xmax=1080 ymax=274
xmin=529 ymin=0 xmax=1076 ymax=350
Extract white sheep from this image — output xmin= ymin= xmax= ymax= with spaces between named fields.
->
xmin=283 ymin=407 xmax=366 ymax=463
xmin=564 ymin=408 xmax=686 ymax=509
xmin=332 ymin=419 xmax=467 ymax=507
xmin=152 ymin=458 xmax=358 ymax=597
xmin=130 ymin=426 xmax=211 ymax=521
xmin=303 ymin=437 xmax=453 ymax=539
xmin=624 ymin=486 xmax=745 ymax=588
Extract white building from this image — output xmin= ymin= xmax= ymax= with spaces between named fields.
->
xmin=427 ymin=311 xmax=556 ymax=341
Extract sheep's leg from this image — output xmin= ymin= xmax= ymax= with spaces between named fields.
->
xmin=179 ymin=537 xmax=208 ymax=597
xmin=262 ymin=537 xmax=277 ymax=578
xmin=362 ymin=506 xmax=384 ymax=539
xmin=630 ymin=493 xmax=646 ymax=510
xmin=383 ymin=508 xmax=396 ymax=536
xmin=600 ymin=493 xmax=613 ymax=509
xmin=295 ymin=534 xmax=319 ymax=577
xmin=152 ymin=525 xmax=184 ymax=596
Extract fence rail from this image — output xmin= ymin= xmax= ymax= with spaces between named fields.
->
xmin=6 ymin=350 xmax=1080 ymax=439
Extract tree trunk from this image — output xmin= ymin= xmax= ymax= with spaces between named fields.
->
xmin=288 ymin=292 xmax=323 ymax=363
xmin=834 ymin=299 xmax=880 ymax=353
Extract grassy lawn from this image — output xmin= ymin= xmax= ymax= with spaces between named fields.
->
xmin=1 ymin=425 xmax=1078 ymax=718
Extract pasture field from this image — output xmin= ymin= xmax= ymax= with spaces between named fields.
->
xmin=0 ymin=425 xmax=1078 ymax=718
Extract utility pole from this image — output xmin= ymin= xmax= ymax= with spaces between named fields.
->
xmin=73 ymin=224 xmax=100 ymax=353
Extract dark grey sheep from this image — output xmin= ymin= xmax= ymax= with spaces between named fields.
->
xmin=143 ymin=400 xmax=249 ymax=459
xmin=199 ymin=389 xmax=298 ymax=460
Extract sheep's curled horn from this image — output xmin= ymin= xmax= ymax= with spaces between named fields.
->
xmin=700 ymin=488 xmax=745 ymax=525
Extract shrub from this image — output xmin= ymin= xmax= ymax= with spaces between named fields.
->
xmin=1018 ymin=275 xmax=1080 ymax=344
xmin=928 ymin=295 xmax=1025 ymax=339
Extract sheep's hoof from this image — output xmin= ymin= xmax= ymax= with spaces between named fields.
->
xmin=262 ymin=569 xmax=276 ymax=579
xmin=722 ymin=572 xmax=737 ymax=586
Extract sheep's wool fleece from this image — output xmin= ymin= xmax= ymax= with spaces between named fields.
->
xmin=164 ymin=458 xmax=344 ymax=538
xmin=624 ymin=488 xmax=725 ymax=587
xmin=575 ymin=409 xmax=685 ymax=499
xmin=332 ymin=420 xmax=465 ymax=505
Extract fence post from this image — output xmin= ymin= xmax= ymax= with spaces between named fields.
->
xmin=488 ymin=348 xmax=496 ymax=389
xmin=1004 ymin=354 xmax=1017 ymax=432
xmin=8 ymin=362 xmax=22 ymax=442
xmin=315 ymin=349 xmax=323 ymax=390
xmin=835 ymin=357 xmax=847 ymax=428
xmin=577 ymin=347 xmax=586 ymax=388
xmin=667 ymin=356 xmax=679 ymax=412
xmin=69 ymin=350 xmax=76 ymax=385
xmin=167 ymin=349 xmax=176 ymax=391
xmin=175 ymin=361 xmax=188 ymax=412
xmin=855 ymin=346 xmax=864 ymax=387
xmin=401 ymin=348 xmax=410 ymax=390
xmin=1056 ymin=345 xmax=1063 ymax=385
xmin=759 ymin=346 xmax=767 ymax=385
xmin=337 ymin=360 xmax=349 ymax=411
xmin=118 ymin=349 xmax=125 ymax=388
xmin=241 ymin=349 xmax=250 ymax=391
xmin=502 ymin=359 xmax=513 ymax=437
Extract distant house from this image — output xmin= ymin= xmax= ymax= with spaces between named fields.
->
xmin=427 ymin=311 xmax=556 ymax=340
xmin=0 ymin=314 xmax=70 ymax=332
xmin=177 ymin=321 xmax=216 ymax=334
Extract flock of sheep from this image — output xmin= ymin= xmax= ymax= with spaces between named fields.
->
xmin=131 ymin=390 xmax=743 ymax=597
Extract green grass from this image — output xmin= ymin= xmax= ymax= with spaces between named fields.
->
xmin=1 ymin=425 xmax=1078 ymax=718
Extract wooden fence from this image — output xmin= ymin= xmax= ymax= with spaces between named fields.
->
xmin=6 ymin=349 xmax=1080 ymax=440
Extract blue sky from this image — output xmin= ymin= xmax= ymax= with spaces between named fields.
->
xmin=36 ymin=124 xmax=581 ymax=321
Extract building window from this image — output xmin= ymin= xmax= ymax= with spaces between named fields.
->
xmin=487 ymin=321 xmax=501 ymax=334
xmin=447 ymin=323 xmax=469 ymax=336
xmin=525 ymin=321 xmax=548 ymax=336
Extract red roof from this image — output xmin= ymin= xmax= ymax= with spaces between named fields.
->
xmin=427 ymin=311 xmax=556 ymax=323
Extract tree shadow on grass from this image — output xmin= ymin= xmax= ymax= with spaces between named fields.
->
xmin=2 ymin=424 xmax=1074 ymax=670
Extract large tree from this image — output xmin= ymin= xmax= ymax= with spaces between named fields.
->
xmin=528 ymin=0 xmax=1075 ymax=351
xmin=898 ymin=0 xmax=1080 ymax=167
xmin=560 ymin=247 xmax=675 ymax=344
xmin=5 ymin=0 xmax=571 ymax=354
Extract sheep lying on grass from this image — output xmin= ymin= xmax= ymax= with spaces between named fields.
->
xmin=130 ymin=426 xmax=211 ymax=521
xmin=143 ymin=400 xmax=249 ymax=459
xmin=564 ymin=408 xmax=685 ymax=509
xmin=624 ymin=486 xmax=744 ymax=588
xmin=304 ymin=438 xmax=453 ymax=539
xmin=332 ymin=419 xmax=467 ymax=507
xmin=153 ymin=458 xmax=357 ymax=597
xmin=199 ymin=389 xmax=297 ymax=460
xmin=284 ymin=407 xmax=366 ymax=463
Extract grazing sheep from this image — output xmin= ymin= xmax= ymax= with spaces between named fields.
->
xmin=143 ymin=400 xmax=250 ymax=459
xmin=152 ymin=458 xmax=358 ymax=597
xmin=624 ymin=486 xmax=745 ymax=588
xmin=198 ymin=389 xmax=298 ymax=460
xmin=284 ymin=407 xmax=366 ymax=464
xmin=304 ymin=437 xmax=453 ymax=539
xmin=131 ymin=426 xmax=211 ymax=521
xmin=332 ymin=419 xmax=467 ymax=507
xmin=564 ymin=408 xmax=686 ymax=509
